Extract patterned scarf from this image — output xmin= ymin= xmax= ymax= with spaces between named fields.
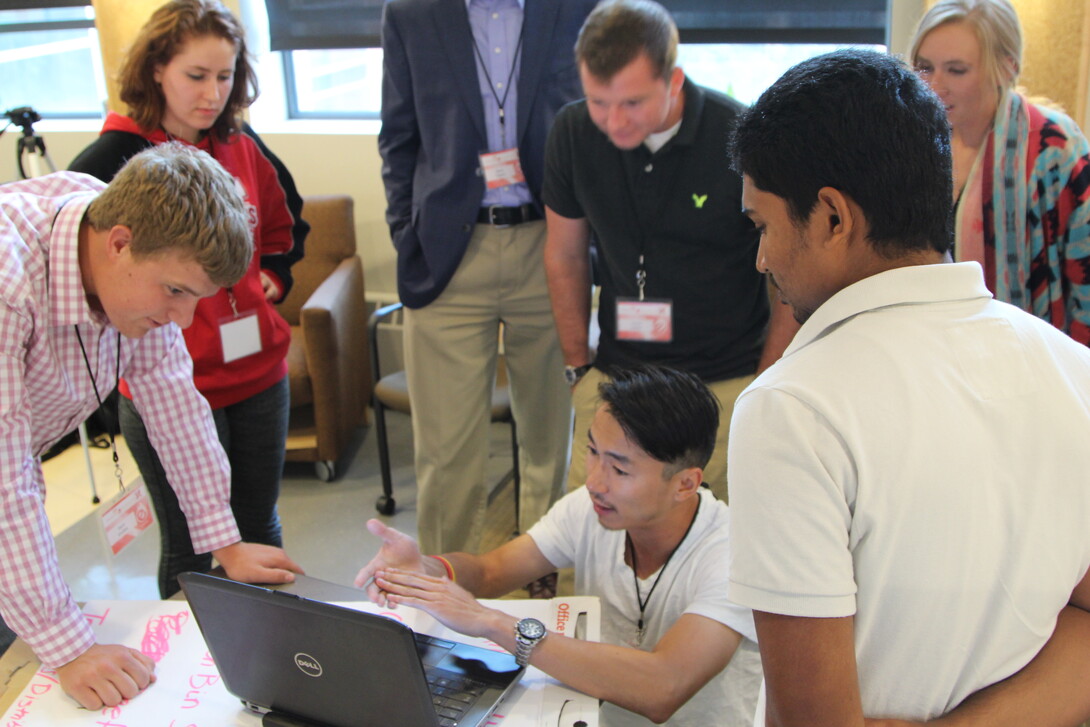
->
xmin=984 ymin=90 xmax=1030 ymax=308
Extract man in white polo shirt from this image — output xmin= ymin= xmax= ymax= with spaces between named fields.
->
xmin=726 ymin=49 xmax=1090 ymax=725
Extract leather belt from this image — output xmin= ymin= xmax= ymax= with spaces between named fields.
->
xmin=477 ymin=204 xmax=541 ymax=226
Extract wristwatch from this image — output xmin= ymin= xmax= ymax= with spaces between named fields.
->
xmin=564 ymin=363 xmax=592 ymax=387
xmin=513 ymin=617 xmax=546 ymax=666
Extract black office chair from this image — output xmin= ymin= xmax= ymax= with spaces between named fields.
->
xmin=367 ymin=303 xmax=520 ymax=522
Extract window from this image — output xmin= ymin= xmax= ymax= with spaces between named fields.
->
xmin=0 ymin=3 xmax=105 ymax=120
xmin=263 ymin=0 xmax=887 ymax=119
xmin=282 ymin=48 xmax=382 ymax=119
xmin=277 ymin=42 xmax=883 ymax=119
xmin=678 ymin=43 xmax=885 ymax=106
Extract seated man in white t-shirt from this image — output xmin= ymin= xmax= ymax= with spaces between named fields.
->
xmin=354 ymin=365 xmax=761 ymax=726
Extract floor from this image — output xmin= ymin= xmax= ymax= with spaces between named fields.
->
xmin=42 ymin=411 xmax=521 ymax=602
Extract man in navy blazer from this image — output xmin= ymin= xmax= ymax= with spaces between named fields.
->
xmin=378 ymin=0 xmax=596 ymax=568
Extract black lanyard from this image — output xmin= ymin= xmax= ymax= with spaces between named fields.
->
xmin=620 ymin=117 xmax=686 ymax=301
xmin=626 ymin=494 xmax=701 ymax=646
xmin=74 ymin=325 xmax=124 ymax=491
xmin=470 ymin=19 xmax=524 ymax=142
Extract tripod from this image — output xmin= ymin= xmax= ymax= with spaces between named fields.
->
xmin=8 ymin=107 xmax=56 ymax=179
xmin=2 ymin=107 xmax=57 ymax=180
xmin=18 ymin=126 xmax=56 ymax=179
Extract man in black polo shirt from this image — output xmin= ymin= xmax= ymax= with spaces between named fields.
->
xmin=543 ymin=0 xmax=798 ymax=498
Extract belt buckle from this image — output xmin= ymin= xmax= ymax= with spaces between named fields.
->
xmin=487 ymin=204 xmax=511 ymax=228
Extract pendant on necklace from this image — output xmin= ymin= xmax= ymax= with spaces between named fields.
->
xmin=636 ymin=621 xmax=645 ymax=647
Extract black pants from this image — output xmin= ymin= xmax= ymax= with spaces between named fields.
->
xmin=0 ymin=613 xmax=15 ymax=657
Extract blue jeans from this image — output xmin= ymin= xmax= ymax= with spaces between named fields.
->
xmin=119 ymin=376 xmax=289 ymax=598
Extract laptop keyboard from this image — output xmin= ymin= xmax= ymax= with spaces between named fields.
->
xmin=427 ymin=667 xmax=488 ymax=727
xmin=416 ymin=632 xmax=507 ymax=727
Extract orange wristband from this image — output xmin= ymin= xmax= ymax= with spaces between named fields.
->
xmin=430 ymin=555 xmax=456 ymax=582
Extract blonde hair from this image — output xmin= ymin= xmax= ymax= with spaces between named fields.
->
xmin=85 ymin=142 xmax=253 ymax=287
xmin=910 ymin=0 xmax=1022 ymax=90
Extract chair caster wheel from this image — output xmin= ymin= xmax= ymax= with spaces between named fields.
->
xmin=315 ymin=460 xmax=335 ymax=482
xmin=376 ymin=494 xmax=396 ymax=515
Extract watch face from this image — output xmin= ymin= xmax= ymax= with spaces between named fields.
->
xmin=564 ymin=365 xmax=590 ymax=386
xmin=518 ymin=618 xmax=546 ymax=640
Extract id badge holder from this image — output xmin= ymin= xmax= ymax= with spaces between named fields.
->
xmin=219 ymin=289 xmax=263 ymax=363
xmin=616 ymin=297 xmax=673 ymax=342
xmin=479 ymin=147 xmax=526 ymax=189
xmin=97 ymin=480 xmax=157 ymax=556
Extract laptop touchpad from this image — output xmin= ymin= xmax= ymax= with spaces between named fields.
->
xmin=416 ymin=634 xmax=456 ymax=666
xmin=442 ymin=644 xmax=522 ymax=679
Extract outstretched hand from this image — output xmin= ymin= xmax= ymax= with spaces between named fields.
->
xmin=354 ymin=519 xmax=429 ymax=606
xmin=374 ymin=567 xmax=503 ymax=640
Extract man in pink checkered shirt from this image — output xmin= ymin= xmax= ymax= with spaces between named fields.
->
xmin=0 ymin=143 xmax=302 ymax=710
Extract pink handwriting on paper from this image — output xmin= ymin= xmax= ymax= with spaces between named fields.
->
xmin=179 ymin=652 xmax=220 ymax=710
xmin=92 ymin=718 xmax=127 ymax=727
xmin=83 ymin=608 xmax=111 ymax=628
xmin=98 ymin=697 xmax=131 ymax=723
xmin=141 ymin=611 xmax=190 ymax=662
xmin=5 ymin=669 xmax=60 ymax=726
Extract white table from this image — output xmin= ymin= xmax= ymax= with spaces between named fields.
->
xmin=0 ymin=574 xmax=599 ymax=727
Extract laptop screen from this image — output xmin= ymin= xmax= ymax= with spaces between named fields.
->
xmin=178 ymin=572 xmax=523 ymax=727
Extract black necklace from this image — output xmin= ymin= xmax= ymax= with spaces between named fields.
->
xmin=626 ymin=494 xmax=701 ymax=646
xmin=74 ymin=325 xmax=124 ymax=493
xmin=469 ymin=23 xmax=524 ymax=139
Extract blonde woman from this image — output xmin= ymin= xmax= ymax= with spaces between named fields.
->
xmin=911 ymin=0 xmax=1090 ymax=345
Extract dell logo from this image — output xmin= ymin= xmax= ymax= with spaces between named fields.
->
xmin=294 ymin=653 xmax=323 ymax=677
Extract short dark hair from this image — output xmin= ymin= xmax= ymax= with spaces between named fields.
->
xmin=598 ymin=365 xmax=719 ymax=476
xmin=575 ymin=0 xmax=678 ymax=82
xmin=731 ymin=49 xmax=953 ymax=257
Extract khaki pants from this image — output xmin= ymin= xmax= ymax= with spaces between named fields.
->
xmin=405 ymin=221 xmax=571 ymax=554
xmin=566 ymin=366 xmax=755 ymax=502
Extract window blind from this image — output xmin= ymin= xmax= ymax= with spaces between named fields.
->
xmin=265 ymin=0 xmax=887 ymax=52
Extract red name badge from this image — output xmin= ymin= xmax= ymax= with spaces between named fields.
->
xmin=479 ymin=148 xmax=526 ymax=190
xmin=97 ymin=482 xmax=156 ymax=556
xmin=616 ymin=298 xmax=673 ymax=343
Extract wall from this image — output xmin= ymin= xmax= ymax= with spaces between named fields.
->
xmin=256 ymin=133 xmax=397 ymax=299
xmin=1013 ymin=0 xmax=1087 ymax=124
xmin=1083 ymin=8 xmax=1090 ymax=129
xmin=89 ymin=0 xmax=164 ymax=115
xmin=890 ymin=0 xmax=927 ymax=59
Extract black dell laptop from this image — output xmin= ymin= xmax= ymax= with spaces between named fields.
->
xmin=178 ymin=572 xmax=525 ymax=727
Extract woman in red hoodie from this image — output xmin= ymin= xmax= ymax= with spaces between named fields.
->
xmin=69 ymin=0 xmax=306 ymax=598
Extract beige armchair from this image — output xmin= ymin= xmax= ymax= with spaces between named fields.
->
xmin=276 ymin=195 xmax=370 ymax=481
